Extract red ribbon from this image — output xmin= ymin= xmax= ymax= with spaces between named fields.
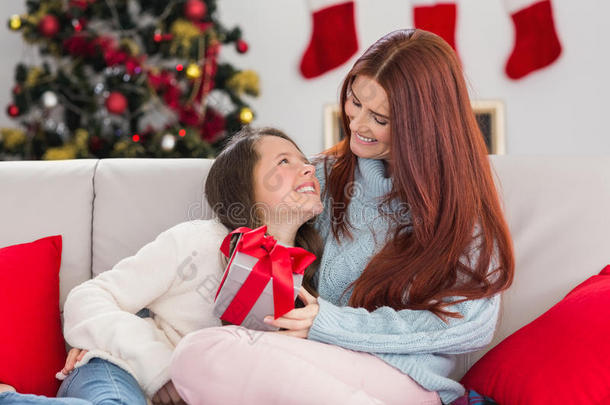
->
xmin=215 ymin=226 xmax=316 ymax=325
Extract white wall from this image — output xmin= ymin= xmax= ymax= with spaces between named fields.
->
xmin=2 ymin=0 xmax=609 ymax=157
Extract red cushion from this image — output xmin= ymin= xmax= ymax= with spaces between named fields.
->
xmin=461 ymin=265 xmax=610 ymax=404
xmin=0 ymin=235 xmax=66 ymax=397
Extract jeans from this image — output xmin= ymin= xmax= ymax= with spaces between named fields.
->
xmin=0 ymin=392 xmax=90 ymax=405
xmin=57 ymin=358 xmax=147 ymax=405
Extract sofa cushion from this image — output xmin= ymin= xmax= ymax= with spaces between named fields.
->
xmin=460 ymin=265 xmax=610 ymax=404
xmin=0 ymin=159 xmax=97 ymax=308
xmin=0 ymin=235 xmax=66 ymax=396
xmin=92 ymin=158 xmax=215 ymax=276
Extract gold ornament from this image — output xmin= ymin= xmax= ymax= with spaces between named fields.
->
xmin=0 ymin=128 xmax=26 ymax=151
xmin=185 ymin=63 xmax=202 ymax=79
xmin=239 ymin=107 xmax=254 ymax=124
xmin=227 ymin=70 xmax=260 ymax=97
xmin=25 ymin=67 xmax=44 ymax=88
xmin=170 ymin=19 xmax=202 ymax=56
xmin=9 ymin=15 xmax=22 ymax=30
xmin=42 ymin=128 xmax=91 ymax=160
xmin=43 ymin=144 xmax=77 ymax=160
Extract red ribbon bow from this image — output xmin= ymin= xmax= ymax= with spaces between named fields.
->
xmin=215 ymin=226 xmax=316 ymax=325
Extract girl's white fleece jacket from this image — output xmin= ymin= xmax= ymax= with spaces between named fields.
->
xmin=62 ymin=219 xmax=229 ymax=398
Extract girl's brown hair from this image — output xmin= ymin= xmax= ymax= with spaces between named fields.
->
xmin=324 ymin=29 xmax=515 ymax=321
xmin=205 ymin=126 xmax=323 ymax=295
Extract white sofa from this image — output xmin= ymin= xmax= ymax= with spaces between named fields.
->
xmin=1 ymin=156 xmax=609 ymax=382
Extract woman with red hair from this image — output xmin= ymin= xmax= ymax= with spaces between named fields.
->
xmin=171 ymin=29 xmax=514 ymax=405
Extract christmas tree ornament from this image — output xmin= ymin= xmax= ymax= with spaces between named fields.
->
xmin=227 ymin=70 xmax=260 ymax=97
xmin=132 ymin=134 xmax=140 ymax=142
xmin=186 ymin=63 xmax=202 ymax=79
xmin=239 ymin=107 xmax=254 ymax=124
xmin=72 ymin=18 xmax=84 ymax=33
xmin=7 ymin=104 xmax=20 ymax=117
xmin=412 ymin=1 xmax=458 ymax=57
xmin=503 ymin=0 xmax=562 ymax=80
xmin=39 ymin=15 xmax=60 ymax=38
xmin=161 ymin=134 xmax=176 ymax=151
xmin=176 ymin=64 xmax=184 ymax=72
xmin=236 ymin=39 xmax=249 ymax=54
xmin=8 ymin=15 xmax=22 ymax=31
xmin=299 ymin=0 xmax=358 ymax=79
xmin=154 ymin=29 xmax=163 ymax=42
xmin=105 ymin=92 xmax=128 ymax=114
xmin=179 ymin=129 xmax=186 ymax=137
xmin=184 ymin=0 xmax=207 ymax=22
xmin=42 ymin=91 xmax=58 ymax=108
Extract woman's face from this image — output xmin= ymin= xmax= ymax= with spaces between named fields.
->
xmin=344 ymin=75 xmax=392 ymax=161
xmin=253 ymin=136 xmax=323 ymax=225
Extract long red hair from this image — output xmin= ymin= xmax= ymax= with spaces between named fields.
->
xmin=324 ymin=29 xmax=514 ymax=321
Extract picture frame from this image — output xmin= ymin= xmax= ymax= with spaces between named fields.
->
xmin=323 ymin=103 xmax=344 ymax=150
xmin=323 ymin=100 xmax=506 ymax=155
xmin=471 ymin=99 xmax=506 ymax=155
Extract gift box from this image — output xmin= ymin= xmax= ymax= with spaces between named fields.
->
xmin=213 ymin=226 xmax=316 ymax=331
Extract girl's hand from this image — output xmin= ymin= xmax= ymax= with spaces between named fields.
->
xmin=264 ymin=287 xmax=319 ymax=338
xmin=61 ymin=348 xmax=88 ymax=375
xmin=152 ymin=380 xmax=186 ymax=405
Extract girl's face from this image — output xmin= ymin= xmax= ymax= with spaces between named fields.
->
xmin=253 ymin=136 xmax=323 ymax=225
xmin=344 ymin=75 xmax=392 ymax=161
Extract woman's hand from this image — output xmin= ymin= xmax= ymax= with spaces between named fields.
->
xmin=61 ymin=348 xmax=88 ymax=376
xmin=264 ymin=287 xmax=319 ymax=338
xmin=152 ymin=380 xmax=186 ymax=405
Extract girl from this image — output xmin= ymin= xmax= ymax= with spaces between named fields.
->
xmin=169 ymin=29 xmax=514 ymax=405
xmin=53 ymin=126 xmax=323 ymax=405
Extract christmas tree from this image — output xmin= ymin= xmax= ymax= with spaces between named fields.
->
xmin=0 ymin=0 xmax=259 ymax=160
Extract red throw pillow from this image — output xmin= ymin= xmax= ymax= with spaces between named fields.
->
xmin=461 ymin=265 xmax=610 ymax=404
xmin=0 ymin=235 xmax=66 ymax=397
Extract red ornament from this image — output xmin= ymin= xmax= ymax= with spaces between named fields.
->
xmin=72 ymin=18 xmax=85 ymax=33
xmin=7 ymin=104 xmax=20 ymax=117
xmin=236 ymin=39 xmax=249 ymax=54
xmin=105 ymin=92 xmax=127 ymax=115
xmin=39 ymin=15 xmax=60 ymax=38
xmin=132 ymin=134 xmax=140 ymax=142
xmin=184 ymin=0 xmax=207 ymax=21
xmin=153 ymin=32 xmax=162 ymax=42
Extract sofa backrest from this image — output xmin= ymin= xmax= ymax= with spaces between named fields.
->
xmin=452 ymin=155 xmax=610 ymax=379
xmin=90 ymin=158 xmax=214 ymax=277
xmin=0 ymin=159 xmax=97 ymax=309
xmin=2 ymin=156 xmax=609 ymax=380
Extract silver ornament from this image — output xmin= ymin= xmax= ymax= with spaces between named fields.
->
xmin=161 ymin=134 xmax=176 ymax=151
xmin=42 ymin=91 xmax=58 ymax=108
